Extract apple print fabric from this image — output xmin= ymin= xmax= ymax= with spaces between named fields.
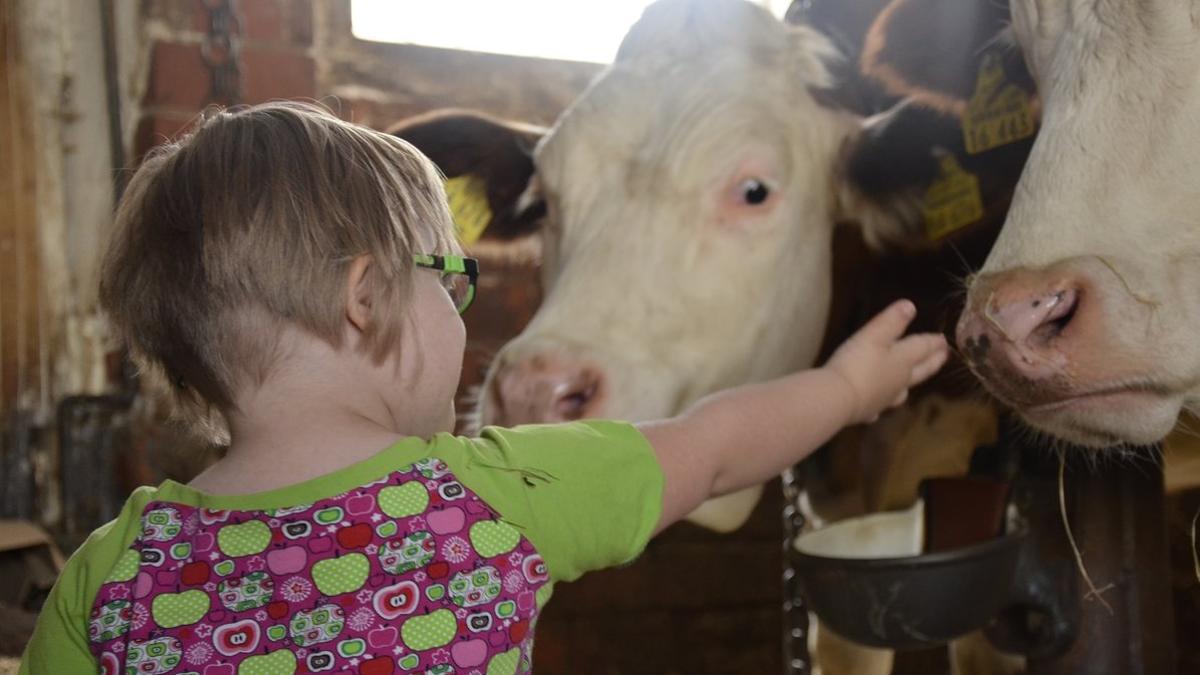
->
xmin=88 ymin=458 xmax=549 ymax=675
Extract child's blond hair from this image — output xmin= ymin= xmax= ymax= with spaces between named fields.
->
xmin=100 ymin=101 xmax=457 ymax=438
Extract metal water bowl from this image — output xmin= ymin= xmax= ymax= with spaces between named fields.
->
xmin=791 ymin=500 xmax=1026 ymax=650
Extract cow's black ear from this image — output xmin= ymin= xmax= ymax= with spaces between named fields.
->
xmin=388 ymin=110 xmax=547 ymax=241
xmin=860 ymin=0 xmax=1025 ymax=115
xmin=835 ymin=99 xmax=949 ymax=249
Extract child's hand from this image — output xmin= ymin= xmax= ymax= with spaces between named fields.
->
xmin=825 ymin=300 xmax=949 ymax=424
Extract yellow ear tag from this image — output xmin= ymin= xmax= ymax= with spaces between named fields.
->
xmin=444 ymin=175 xmax=492 ymax=245
xmin=962 ymin=52 xmax=1036 ymax=155
xmin=922 ymin=154 xmax=984 ymax=241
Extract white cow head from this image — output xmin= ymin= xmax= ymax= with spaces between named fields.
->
xmin=957 ymin=0 xmax=1200 ymax=448
xmin=395 ymin=0 xmax=931 ymax=530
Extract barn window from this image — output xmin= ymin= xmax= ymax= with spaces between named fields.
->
xmin=351 ymin=0 xmax=791 ymax=64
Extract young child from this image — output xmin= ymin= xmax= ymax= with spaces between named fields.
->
xmin=20 ymin=102 xmax=946 ymax=674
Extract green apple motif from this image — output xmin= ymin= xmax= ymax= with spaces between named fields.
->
xmin=237 ymin=648 xmax=297 ymax=675
xmin=397 ymin=653 xmax=420 ymax=671
xmin=375 ymin=520 xmax=399 ymax=539
xmin=105 ymin=548 xmax=140 ymax=582
xmin=126 ymin=636 xmax=183 ymax=673
xmin=289 ymin=603 xmax=345 ymax=647
xmin=378 ymin=482 xmax=429 ymax=518
xmin=151 ymin=589 xmax=210 ymax=628
xmin=311 ymin=553 xmax=369 ymax=596
xmin=143 ymin=507 xmax=183 ymax=542
xmin=90 ymin=600 xmax=132 ymax=642
xmin=470 ymin=520 xmax=520 ymax=557
xmin=218 ymin=571 xmax=275 ymax=611
xmin=486 ymin=647 xmax=521 ymax=675
xmin=400 ymin=609 xmax=456 ymax=650
xmin=218 ymin=520 xmax=271 ymax=557
xmin=336 ymin=638 xmax=365 ymax=658
xmin=313 ymin=506 xmax=344 ymax=525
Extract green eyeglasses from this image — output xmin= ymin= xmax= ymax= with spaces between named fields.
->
xmin=414 ymin=254 xmax=479 ymax=314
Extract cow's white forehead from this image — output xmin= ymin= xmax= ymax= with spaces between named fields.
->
xmin=540 ymin=71 xmax=800 ymax=189
xmin=535 ymin=4 xmax=839 ymax=198
xmin=617 ymin=0 xmax=821 ymax=68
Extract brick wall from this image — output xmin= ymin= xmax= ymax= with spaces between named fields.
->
xmin=135 ymin=0 xmax=315 ymax=157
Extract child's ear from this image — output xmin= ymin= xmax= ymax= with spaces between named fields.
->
xmin=345 ymin=255 xmax=374 ymax=333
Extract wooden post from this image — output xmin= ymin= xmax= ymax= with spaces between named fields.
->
xmin=1024 ymin=450 xmax=1177 ymax=675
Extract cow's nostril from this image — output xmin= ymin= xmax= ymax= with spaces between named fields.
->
xmin=555 ymin=387 xmax=594 ymax=420
xmin=553 ymin=370 xmax=602 ymax=421
xmin=488 ymin=356 xmax=605 ymax=426
xmin=1031 ymin=288 xmax=1079 ymax=344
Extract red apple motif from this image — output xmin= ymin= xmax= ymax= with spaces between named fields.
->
xmin=521 ymin=555 xmax=548 ymax=584
xmin=267 ymin=601 xmax=289 ymax=620
xmin=181 ymin=561 xmax=211 ymax=586
xmin=509 ymin=619 xmax=530 ymax=643
xmin=199 ymin=508 xmax=230 ymax=525
xmin=427 ymin=561 xmax=450 ymax=580
xmin=155 ymin=570 xmax=177 ymax=586
xmin=427 ymin=507 xmax=466 ymax=535
xmin=213 ymin=619 xmax=260 ymax=656
xmin=336 ymin=523 xmax=372 ymax=549
xmin=451 ymin=638 xmax=488 ymax=667
xmin=372 ymin=580 xmax=419 ymax=620
xmin=367 ymin=625 xmax=398 ymax=649
xmin=488 ymin=631 xmax=507 ymax=648
xmin=266 ymin=545 xmax=307 ymax=575
xmin=359 ymin=656 xmax=395 ymax=675
xmin=100 ymin=651 xmax=120 ymax=675
xmin=307 ymin=535 xmax=333 ymax=554
xmin=203 ymin=664 xmax=235 ymax=675
xmin=346 ymin=493 xmax=376 ymax=516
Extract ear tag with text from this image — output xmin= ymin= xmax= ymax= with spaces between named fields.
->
xmin=445 ymin=175 xmax=492 ymax=245
xmin=962 ymin=52 xmax=1036 ymax=154
xmin=922 ymin=154 xmax=984 ymax=241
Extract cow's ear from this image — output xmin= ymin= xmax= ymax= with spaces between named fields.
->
xmin=834 ymin=99 xmax=948 ymax=249
xmin=859 ymin=0 xmax=1021 ymax=115
xmin=387 ymin=110 xmax=548 ymax=241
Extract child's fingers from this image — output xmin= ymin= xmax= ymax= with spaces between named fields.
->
xmin=894 ymin=332 xmax=947 ymax=366
xmin=892 ymin=333 xmax=948 ymax=386
xmin=910 ymin=346 xmax=950 ymax=385
xmin=857 ymin=300 xmax=918 ymax=345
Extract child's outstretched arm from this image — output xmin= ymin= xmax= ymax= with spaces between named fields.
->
xmin=639 ymin=300 xmax=948 ymax=534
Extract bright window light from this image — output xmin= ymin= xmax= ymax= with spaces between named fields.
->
xmin=351 ymin=0 xmax=791 ymax=65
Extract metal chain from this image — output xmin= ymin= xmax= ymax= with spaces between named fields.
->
xmin=782 ymin=466 xmax=811 ymax=674
xmin=201 ymin=0 xmax=243 ymax=105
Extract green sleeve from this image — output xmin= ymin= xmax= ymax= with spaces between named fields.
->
xmin=435 ymin=420 xmax=663 ymax=583
xmin=20 ymin=487 xmax=157 ymax=674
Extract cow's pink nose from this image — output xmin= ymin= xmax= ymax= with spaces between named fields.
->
xmin=957 ymin=270 xmax=1083 ymax=382
xmin=487 ymin=354 xmax=605 ymax=426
